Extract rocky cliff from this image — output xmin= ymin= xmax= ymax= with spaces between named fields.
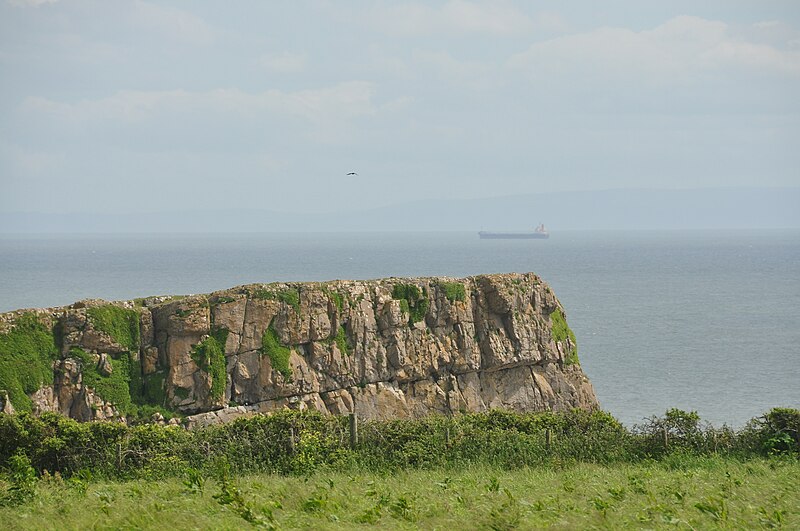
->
xmin=0 ymin=273 xmax=597 ymax=427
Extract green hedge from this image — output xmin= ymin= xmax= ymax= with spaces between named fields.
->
xmin=0 ymin=408 xmax=796 ymax=481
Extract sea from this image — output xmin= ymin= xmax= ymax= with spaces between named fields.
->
xmin=1 ymin=229 xmax=798 ymax=428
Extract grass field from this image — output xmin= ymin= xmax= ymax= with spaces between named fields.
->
xmin=1 ymin=456 xmax=797 ymax=530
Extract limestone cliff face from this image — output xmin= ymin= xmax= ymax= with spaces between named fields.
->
xmin=0 ymin=273 xmax=598 ymax=426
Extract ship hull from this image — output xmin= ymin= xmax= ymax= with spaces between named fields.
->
xmin=478 ymin=231 xmax=549 ymax=240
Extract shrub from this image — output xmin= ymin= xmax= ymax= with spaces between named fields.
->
xmin=633 ymin=408 xmax=716 ymax=457
xmin=746 ymin=407 xmax=800 ymax=455
xmin=1 ymin=453 xmax=37 ymax=505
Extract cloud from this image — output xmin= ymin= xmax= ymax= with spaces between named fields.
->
xmin=24 ymin=82 xmax=378 ymax=121
xmin=128 ymin=0 xmax=216 ymax=46
xmin=754 ymin=20 xmax=781 ymax=30
xmin=257 ymin=51 xmax=308 ymax=73
xmin=5 ymin=0 xmax=58 ymax=6
xmin=1 ymin=143 xmax=66 ymax=175
xmin=508 ymin=15 xmax=800 ymax=86
xmin=411 ymin=50 xmax=500 ymax=90
xmin=19 ymin=81 xmax=403 ymax=145
xmin=366 ymin=0 xmax=535 ymax=36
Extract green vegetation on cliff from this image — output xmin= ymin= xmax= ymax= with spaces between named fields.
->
xmin=191 ymin=328 xmax=229 ymax=401
xmin=85 ymin=305 xmax=140 ymax=352
xmin=260 ymin=325 xmax=292 ymax=380
xmin=69 ymin=348 xmax=174 ymax=419
xmin=334 ymin=326 xmax=349 ymax=357
xmin=82 ymin=305 xmax=179 ymax=416
xmin=0 ymin=314 xmax=59 ymax=412
xmin=253 ymin=286 xmax=301 ymax=314
xmin=0 ymin=309 xmax=151 ymax=417
xmin=71 ymin=348 xmax=133 ymax=415
xmin=392 ymin=283 xmax=429 ymax=326
xmin=321 ymin=286 xmax=345 ymax=314
xmin=551 ymin=308 xmax=579 ymax=366
xmin=141 ymin=371 xmax=168 ymax=408
xmin=439 ymin=281 xmax=466 ymax=303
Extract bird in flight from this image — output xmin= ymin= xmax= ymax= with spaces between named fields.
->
xmin=346 ymin=172 xmax=358 ymax=176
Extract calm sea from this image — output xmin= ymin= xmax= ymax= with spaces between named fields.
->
xmin=1 ymin=230 xmax=798 ymax=427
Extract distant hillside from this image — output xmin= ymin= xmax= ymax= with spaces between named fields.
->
xmin=2 ymin=187 xmax=798 ymax=233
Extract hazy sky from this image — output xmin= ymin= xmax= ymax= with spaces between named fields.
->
xmin=1 ymin=1 xmax=799 ymax=215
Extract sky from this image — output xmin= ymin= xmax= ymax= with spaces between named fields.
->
xmin=1 ymin=1 xmax=799 ymax=216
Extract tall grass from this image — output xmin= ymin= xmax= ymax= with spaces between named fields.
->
xmin=1 ymin=458 xmax=797 ymax=529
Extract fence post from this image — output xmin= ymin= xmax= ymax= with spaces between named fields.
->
xmin=545 ymin=429 xmax=552 ymax=451
xmin=289 ymin=426 xmax=296 ymax=453
xmin=663 ymin=427 xmax=669 ymax=451
xmin=349 ymin=413 xmax=358 ymax=448
xmin=445 ymin=425 xmax=451 ymax=447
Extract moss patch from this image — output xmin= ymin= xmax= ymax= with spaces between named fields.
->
xmin=191 ymin=328 xmax=229 ymax=401
xmin=86 ymin=305 xmax=140 ymax=352
xmin=0 ymin=313 xmax=59 ymax=412
xmin=551 ymin=308 xmax=579 ymax=366
xmin=439 ymin=281 xmax=466 ymax=303
xmin=260 ymin=325 xmax=292 ymax=381
xmin=392 ymin=283 xmax=429 ymax=326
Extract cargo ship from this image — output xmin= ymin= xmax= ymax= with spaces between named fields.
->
xmin=478 ymin=223 xmax=549 ymax=240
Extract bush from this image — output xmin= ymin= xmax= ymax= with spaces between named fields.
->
xmin=1 ymin=453 xmax=36 ymax=505
xmin=744 ymin=407 xmax=800 ymax=455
